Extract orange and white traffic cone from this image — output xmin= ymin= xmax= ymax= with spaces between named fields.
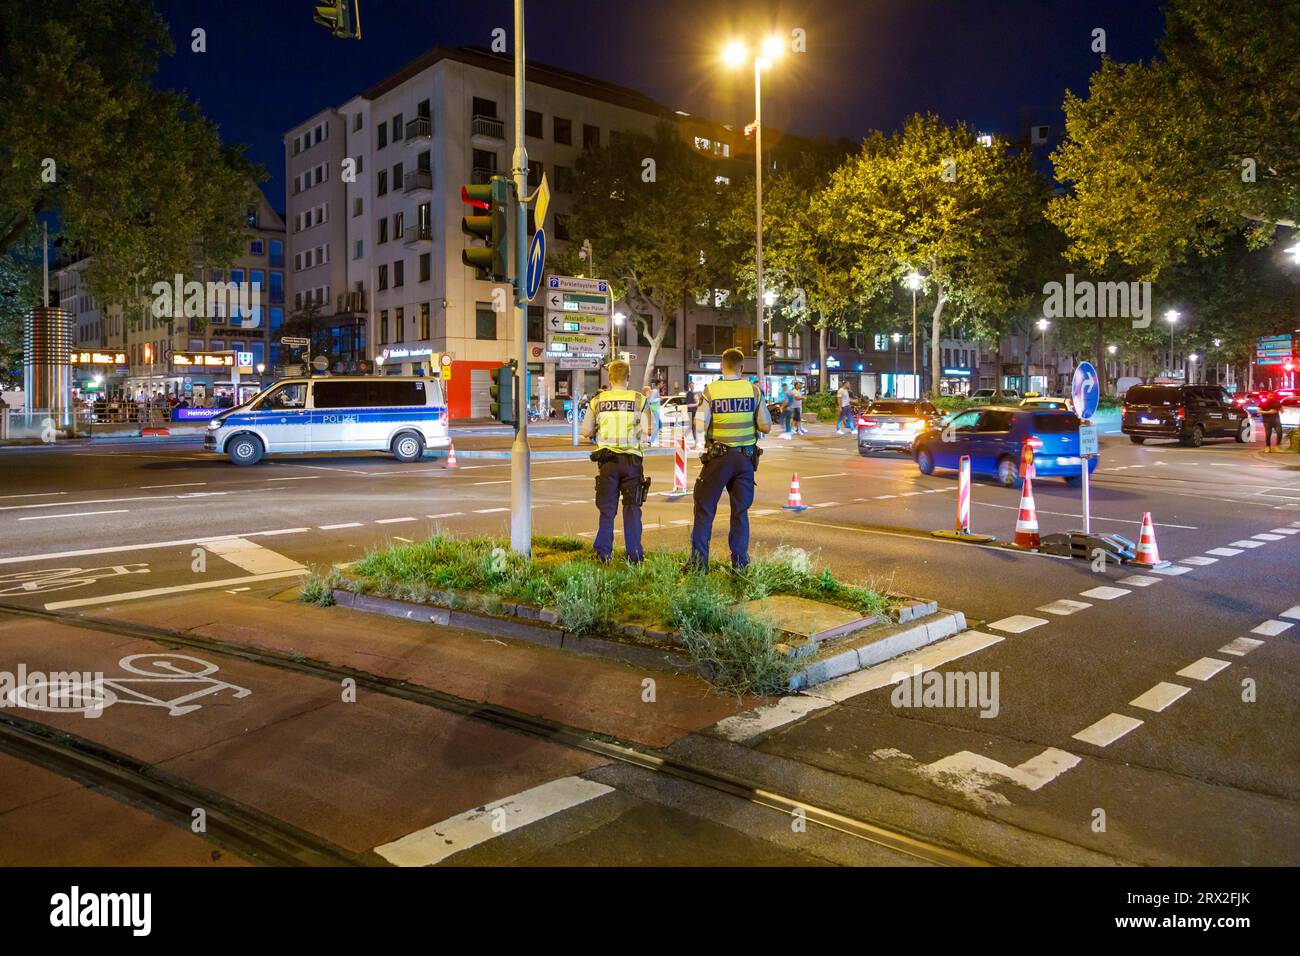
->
xmin=445 ymin=443 xmax=458 ymax=469
xmin=1012 ymin=473 xmax=1040 ymax=549
xmin=783 ymin=472 xmax=808 ymax=512
xmin=1133 ymin=512 xmax=1169 ymax=568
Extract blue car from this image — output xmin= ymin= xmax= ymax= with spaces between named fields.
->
xmin=913 ymin=406 xmax=1097 ymax=487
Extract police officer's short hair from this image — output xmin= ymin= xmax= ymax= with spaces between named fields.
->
xmin=721 ymin=348 xmax=744 ymax=373
xmin=607 ymin=360 xmax=630 ymax=384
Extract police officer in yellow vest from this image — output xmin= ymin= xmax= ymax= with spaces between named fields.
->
xmin=581 ymin=360 xmax=652 ymax=563
xmin=689 ymin=347 xmax=772 ymax=569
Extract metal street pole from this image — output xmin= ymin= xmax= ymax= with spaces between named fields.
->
xmin=910 ymin=289 xmax=917 ymax=398
xmin=753 ymin=57 xmax=765 ymax=395
xmin=510 ymin=0 xmax=531 ymax=555
xmin=571 ymin=244 xmax=592 ymax=446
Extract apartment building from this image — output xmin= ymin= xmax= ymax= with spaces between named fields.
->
xmin=284 ymin=45 xmax=810 ymax=418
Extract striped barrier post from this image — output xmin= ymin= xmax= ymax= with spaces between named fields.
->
xmin=665 ymin=431 xmax=689 ymax=500
xmin=932 ymin=454 xmax=996 ymax=542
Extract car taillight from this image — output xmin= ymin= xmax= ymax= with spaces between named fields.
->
xmin=859 ymin=418 xmax=876 ymax=428
xmin=1175 ymin=407 xmax=1185 ymax=420
xmin=1025 ymin=436 xmax=1043 ymax=450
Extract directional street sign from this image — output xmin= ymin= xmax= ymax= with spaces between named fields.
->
xmin=1072 ymin=361 xmax=1100 ymax=422
xmin=546 ymin=332 xmax=608 ymax=356
xmin=554 ymin=355 xmax=602 ymax=370
xmin=526 ymin=229 xmax=546 ymax=301
xmin=1078 ymin=423 xmax=1099 ymax=456
xmin=546 ymin=311 xmax=606 ymax=335
xmin=544 ymin=289 xmax=609 ymax=315
xmin=547 ymin=275 xmax=609 ymax=295
xmin=280 ymin=336 xmax=310 ymax=347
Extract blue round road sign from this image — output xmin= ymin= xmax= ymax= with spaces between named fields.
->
xmin=526 ymin=230 xmax=546 ymax=301
xmin=1072 ymin=361 xmax=1100 ymax=421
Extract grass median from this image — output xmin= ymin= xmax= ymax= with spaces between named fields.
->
xmin=303 ymin=535 xmax=892 ymax=696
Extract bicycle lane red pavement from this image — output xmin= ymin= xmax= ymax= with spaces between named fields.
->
xmin=0 ymin=614 xmax=608 ymax=857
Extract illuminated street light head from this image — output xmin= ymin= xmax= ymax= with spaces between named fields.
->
xmin=1037 ymin=318 xmax=1050 ymax=330
xmin=1107 ymin=345 xmax=1117 ymax=354
xmin=892 ymin=332 xmax=902 ymax=342
xmin=762 ymin=35 xmax=785 ymax=61
xmin=763 ymin=288 xmax=776 ymax=306
xmin=613 ymin=311 xmax=626 ymax=326
xmin=722 ymin=40 xmax=747 ymax=67
xmin=1165 ymin=309 xmax=1179 ymax=324
xmin=1213 ymin=338 xmax=1222 ymax=347
xmin=1189 ymin=353 xmax=1198 ymax=362
xmin=904 ymin=271 xmax=923 ymax=291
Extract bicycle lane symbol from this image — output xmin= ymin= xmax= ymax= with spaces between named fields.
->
xmin=2 ymin=654 xmax=251 ymax=717
xmin=0 ymin=563 xmax=151 ymax=597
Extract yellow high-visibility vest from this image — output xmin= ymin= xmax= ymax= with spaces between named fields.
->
xmin=592 ymin=388 xmax=646 ymax=455
xmin=705 ymin=378 xmax=759 ymax=446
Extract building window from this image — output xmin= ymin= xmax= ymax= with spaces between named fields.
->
xmin=269 ymin=272 xmax=283 ymax=303
xmin=416 ymin=149 xmax=431 ymax=173
xmin=582 ymin=123 xmax=600 ymax=149
xmin=476 ymin=303 xmax=496 ymax=340
xmin=419 ymin=253 xmax=431 ymax=282
xmin=378 ymin=219 xmax=388 ymax=244
xmin=393 ymin=259 xmax=404 ymax=288
xmin=555 ymin=165 xmax=575 ymax=193
xmin=353 ymin=113 xmax=363 ymax=131
xmin=553 ymin=116 xmax=572 ymax=145
xmin=527 ymin=160 xmax=542 ymax=188
xmin=377 ymin=169 xmax=388 ymax=195
xmin=354 ymin=197 xmax=363 ymax=216
xmin=270 ymin=307 xmax=283 ymax=330
xmin=394 ymin=306 xmax=405 ymax=343
xmin=250 ymin=239 xmax=264 ymax=256
xmin=378 ymin=264 xmax=388 ymax=290
xmin=355 ymin=239 xmax=363 ymax=259
xmin=525 ymin=109 xmax=543 ymax=138
xmin=378 ymin=309 xmax=389 ymax=345
xmin=269 ymin=240 xmax=283 ymax=267
xmin=392 ymin=162 xmax=403 ymax=188
xmin=472 ymin=96 xmax=497 ymax=118
xmin=417 ymin=98 xmax=430 ymax=119
xmin=850 ymin=332 xmax=864 ymax=351
xmin=418 ymin=303 xmax=430 ymax=340
xmin=393 ymin=211 xmax=404 ymax=239
xmin=392 ymin=113 xmax=403 ymax=143
xmin=378 ymin=121 xmax=387 ymax=149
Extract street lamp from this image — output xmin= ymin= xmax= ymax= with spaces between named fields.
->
xmin=1036 ymin=318 xmax=1050 ymax=391
xmin=722 ymin=34 xmax=784 ymax=394
xmin=613 ymin=311 xmax=626 ymax=356
xmin=891 ymin=332 xmax=902 ymax=393
xmin=1165 ymin=309 xmax=1179 ymax=374
xmin=903 ymin=271 xmax=923 ymax=395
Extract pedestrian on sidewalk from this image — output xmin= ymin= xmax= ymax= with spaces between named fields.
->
xmin=778 ymin=378 xmax=793 ymax=439
xmin=644 ymin=380 xmax=662 ymax=446
xmin=835 ymin=382 xmax=853 ymax=434
xmin=582 ymin=360 xmax=650 ymax=563
xmin=791 ymin=379 xmax=807 ymax=434
xmin=684 ymin=381 xmax=699 ymax=444
xmin=1260 ymin=391 xmax=1284 ymax=451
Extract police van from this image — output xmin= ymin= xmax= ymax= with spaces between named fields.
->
xmin=204 ymin=376 xmax=449 ymax=465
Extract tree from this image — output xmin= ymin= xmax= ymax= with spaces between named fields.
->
xmin=0 ymin=1 xmax=263 ymax=313
xmin=1048 ymin=0 xmax=1300 ymax=279
xmin=280 ymin=298 xmax=336 ymax=370
xmin=817 ymin=114 xmax=1046 ymax=396
xmin=0 ymin=243 xmax=40 ymax=388
xmin=566 ymin=124 xmax=723 ymax=386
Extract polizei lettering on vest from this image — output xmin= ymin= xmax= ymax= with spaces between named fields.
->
xmin=599 ymin=400 xmax=638 ymax=412
xmin=711 ymin=398 xmax=756 ymax=413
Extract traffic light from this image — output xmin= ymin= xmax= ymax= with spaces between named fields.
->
xmin=461 ymin=177 xmax=510 ymax=282
xmin=490 ymin=361 xmax=517 ymax=424
xmin=313 ymin=0 xmax=361 ymax=39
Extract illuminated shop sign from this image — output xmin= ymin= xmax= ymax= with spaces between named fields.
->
xmin=173 ymin=352 xmax=234 ymax=368
xmin=70 ymin=351 xmax=127 ymax=366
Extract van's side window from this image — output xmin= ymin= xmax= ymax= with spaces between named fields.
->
xmin=368 ymin=381 xmax=425 ymax=406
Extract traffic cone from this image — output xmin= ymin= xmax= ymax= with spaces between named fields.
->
xmin=445 ymin=443 xmax=458 ymax=469
xmin=1012 ymin=474 xmax=1040 ymax=549
xmin=1133 ymin=512 xmax=1168 ymax=568
xmin=783 ymin=472 xmax=808 ymax=512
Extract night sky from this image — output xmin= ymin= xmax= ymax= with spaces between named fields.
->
xmin=153 ymin=0 xmax=1168 ymax=209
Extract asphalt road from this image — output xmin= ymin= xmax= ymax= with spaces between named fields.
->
xmin=1 ymin=420 xmax=1297 ymax=865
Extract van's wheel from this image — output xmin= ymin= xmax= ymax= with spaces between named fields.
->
xmin=997 ymin=456 xmax=1022 ymax=488
xmin=227 ymin=434 xmax=264 ymax=466
xmin=915 ymin=448 xmax=935 ymax=475
xmin=391 ymin=431 xmax=425 ymax=463
xmin=1185 ymin=424 xmax=1204 ymax=448
xmin=1236 ymin=420 xmax=1250 ymax=443
xmin=1129 ymin=435 xmax=1145 ymax=445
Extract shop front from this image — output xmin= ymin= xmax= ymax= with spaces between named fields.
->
xmin=939 ymin=367 xmax=973 ymax=396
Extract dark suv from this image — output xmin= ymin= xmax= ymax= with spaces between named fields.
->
xmin=1122 ymin=384 xmax=1249 ymax=447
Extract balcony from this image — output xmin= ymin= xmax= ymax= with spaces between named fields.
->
xmin=471 ymin=166 xmax=496 ymax=185
xmin=471 ymin=114 xmax=505 ymax=141
xmin=404 ymin=116 xmax=432 ymax=143
xmin=403 ymin=169 xmax=432 ymax=194
xmin=335 ymin=290 xmax=367 ymax=315
xmin=403 ymin=224 xmax=432 ymax=247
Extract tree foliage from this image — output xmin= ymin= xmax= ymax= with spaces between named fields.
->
xmin=0 ymin=0 xmax=263 ymax=312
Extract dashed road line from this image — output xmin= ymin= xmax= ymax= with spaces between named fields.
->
xmin=1073 ymin=713 xmax=1144 ymax=748
xmin=1036 ymin=599 xmax=1091 ymax=616
xmin=18 ymin=509 xmax=130 ymax=521
xmin=1229 ymin=539 xmax=1265 ymax=549
xmin=1118 ymin=574 xmax=1160 ymax=587
xmin=1176 ymin=657 xmax=1231 ymax=681
xmin=1250 ymin=619 xmax=1293 ymax=636
xmin=1147 ymin=564 xmax=1192 ymax=576
xmin=1206 ymin=547 xmax=1242 ymax=557
xmin=474 ymin=508 xmax=510 ymax=514
xmin=1129 ymin=682 xmax=1190 ymax=713
xmin=988 ymin=614 xmax=1049 ymax=634
xmin=375 ymin=517 xmax=417 ymax=525
xmin=1180 ymin=556 xmax=1217 ymax=566
xmin=1079 ymin=586 xmax=1130 ymax=600
xmin=319 ymin=522 xmax=363 ymax=530
xmin=1219 ymin=637 xmax=1264 ymax=657
xmin=426 ymin=512 xmax=463 ymax=519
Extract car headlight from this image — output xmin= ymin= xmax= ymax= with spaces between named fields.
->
xmin=207 ymin=419 xmax=221 ymax=430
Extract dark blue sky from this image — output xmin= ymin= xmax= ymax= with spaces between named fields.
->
xmin=154 ymin=0 xmax=1168 ymax=209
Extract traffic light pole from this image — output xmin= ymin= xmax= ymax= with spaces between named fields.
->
xmin=509 ymin=0 xmax=532 ymax=556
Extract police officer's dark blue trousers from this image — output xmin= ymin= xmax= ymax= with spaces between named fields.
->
xmin=690 ymin=447 xmax=756 ymax=568
xmin=594 ymin=453 xmax=644 ymax=562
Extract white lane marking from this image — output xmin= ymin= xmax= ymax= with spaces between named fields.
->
xmin=1279 ymin=606 xmax=1300 ymax=621
xmin=426 ymin=512 xmax=464 ymax=519
xmin=1079 ymin=586 xmax=1130 ymax=600
xmin=1229 ymin=539 xmax=1265 ymax=548
xmin=44 ymin=569 xmax=307 ymax=610
xmin=1251 ymin=619 xmax=1293 ymax=636
xmin=800 ymin=473 xmax=847 ymax=480
xmin=1072 ymin=713 xmax=1144 ymax=747
xmin=256 ymin=528 xmax=310 ymax=536
xmin=923 ymin=747 xmax=1081 ymax=793
xmin=373 ymin=776 xmax=614 ymax=867
xmin=1219 ymin=637 xmax=1264 ymax=657
xmin=140 ymin=482 xmax=207 ymax=489
xmin=712 ymin=696 xmax=836 ymax=742
xmin=375 ymin=517 xmax=417 ymax=525
xmin=0 ymin=528 xmax=315 ymax=566
xmin=988 ymin=615 xmax=1049 ymax=634
xmin=1180 ymin=556 xmax=1218 ymax=566
xmin=1269 ymin=527 xmax=1299 ymax=535
xmin=1177 ymin=657 xmax=1231 ymax=681
xmin=813 ymin=630 xmax=1005 ymax=703
xmin=1206 ymin=547 xmax=1243 ymax=557
xmin=1036 ymin=599 xmax=1091 ymax=616
xmin=1251 ymin=533 xmax=1284 ymax=541
xmin=201 ymin=537 xmax=305 ymax=575
xmin=900 ymin=491 xmax=926 ymax=497
xmin=973 ymin=502 xmax=1197 ymax=529
xmin=0 ymin=492 xmax=66 ymax=500
xmin=319 ymin=522 xmax=363 ymax=530
xmin=0 ymin=494 xmax=173 ymax=512
xmin=18 ymin=509 xmax=130 ymax=521
xmin=642 ymin=523 xmax=662 ymax=530
xmin=472 ymin=479 xmax=511 ymax=486
xmin=670 ymin=519 xmax=691 ymax=526
xmin=265 ymin=476 xmax=320 ymax=481
xmin=750 ymin=508 xmax=777 ymax=516
xmin=393 ymin=536 xmax=413 ymax=543
xmin=1118 ymin=574 xmax=1160 ymax=587
xmin=874 ymin=494 xmax=896 ymax=499
xmin=809 ymin=502 xmax=838 ymax=508
xmin=474 ymin=508 xmax=509 ymax=514
xmin=1129 ymin=682 xmax=1191 ymax=713
xmin=1147 ymin=564 xmax=1192 ymax=576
